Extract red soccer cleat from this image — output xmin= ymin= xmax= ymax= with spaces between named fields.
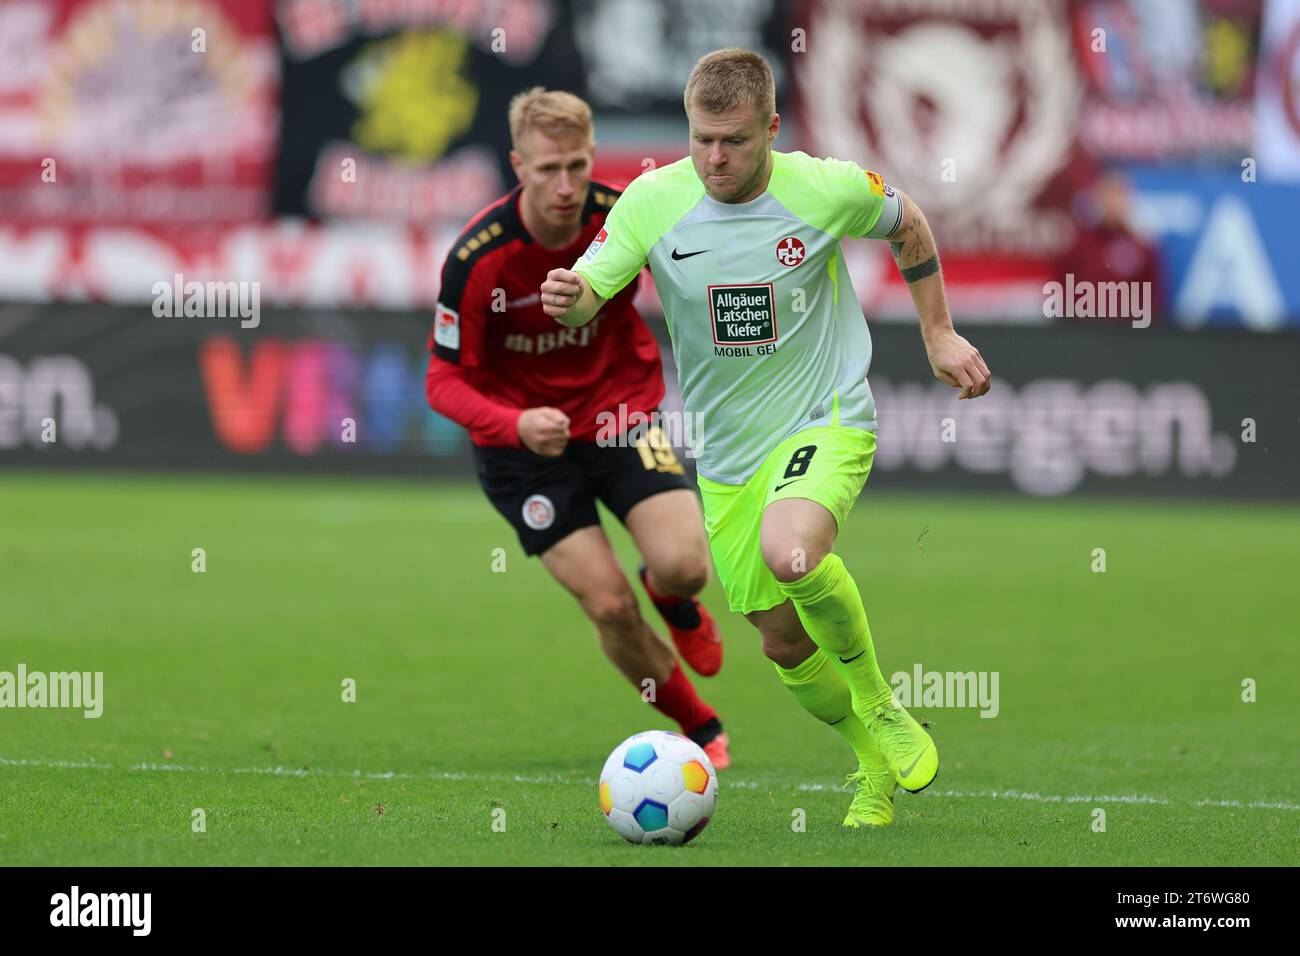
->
xmin=639 ymin=566 xmax=723 ymax=677
xmin=701 ymin=732 xmax=730 ymax=771
xmin=675 ymin=601 xmax=723 ymax=677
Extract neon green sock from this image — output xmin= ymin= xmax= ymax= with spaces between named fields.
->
xmin=777 ymin=553 xmax=894 ymax=713
xmin=775 ymin=648 xmax=888 ymax=770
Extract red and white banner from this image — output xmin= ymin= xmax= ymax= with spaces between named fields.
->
xmin=0 ymin=0 xmax=278 ymax=225
xmin=0 ymin=222 xmax=446 ymax=309
xmin=793 ymin=0 xmax=1083 ymax=260
xmin=0 ymin=218 xmax=1052 ymax=323
xmin=789 ymin=0 xmax=1072 ymax=318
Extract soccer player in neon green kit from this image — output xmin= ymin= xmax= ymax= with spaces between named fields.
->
xmin=540 ymin=48 xmax=992 ymax=826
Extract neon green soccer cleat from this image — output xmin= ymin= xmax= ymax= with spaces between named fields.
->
xmin=842 ymin=763 xmax=897 ymax=828
xmin=863 ymin=701 xmax=939 ymax=793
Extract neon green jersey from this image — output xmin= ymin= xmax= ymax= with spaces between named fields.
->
xmin=573 ymin=149 xmax=903 ymax=484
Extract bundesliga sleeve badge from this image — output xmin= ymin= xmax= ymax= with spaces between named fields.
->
xmin=434 ymin=303 xmax=460 ymax=350
xmin=583 ymin=227 xmax=608 ymax=261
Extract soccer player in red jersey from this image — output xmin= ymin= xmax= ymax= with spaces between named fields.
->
xmin=426 ymin=88 xmax=730 ymax=768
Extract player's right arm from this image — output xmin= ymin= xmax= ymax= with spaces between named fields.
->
xmin=544 ymin=176 xmax=655 ymax=327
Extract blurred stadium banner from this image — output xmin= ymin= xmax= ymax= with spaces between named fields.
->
xmin=1257 ymin=0 xmax=1300 ymax=176
xmin=1 ymin=305 xmax=1294 ymax=499
xmin=0 ymin=0 xmax=1295 ymax=497
xmin=271 ymin=0 xmax=788 ymax=222
xmin=1128 ymin=168 xmax=1300 ymax=330
xmin=792 ymin=0 xmax=1082 ymax=322
xmin=1 ymin=0 xmax=1297 ymax=328
xmin=0 ymin=0 xmax=278 ymax=224
xmin=272 ymin=0 xmax=582 ymax=223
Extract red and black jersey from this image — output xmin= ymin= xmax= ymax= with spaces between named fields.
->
xmin=425 ymin=180 xmax=664 ymax=448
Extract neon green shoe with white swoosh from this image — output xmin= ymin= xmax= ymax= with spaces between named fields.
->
xmin=863 ymin=701 xmax=939 ymax=793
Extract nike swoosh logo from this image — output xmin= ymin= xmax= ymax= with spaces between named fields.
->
xmin=828 ymin=715 xmax=848 ymax=726
xmin=671 ymin=248 xmax=708 ymax=260
xmin=899 ymin=749 xmax=927 ymax=778
xmin=773 ymin=479 xmax=804 ymax=492
xmin=838 ymin=650 xmax=865 ymax=664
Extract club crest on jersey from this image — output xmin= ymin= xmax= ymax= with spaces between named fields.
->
xmin=709 ymin=283 xmax=777 ymax=349
xmin=522 ymin=494 xmax=556 ymax=530
xmin=582 ymin=227 xmax=608 ymax=261
xmin=434 ymin=303 xmax=460 ymax=349
xmin=775 ymin=236 xmax=806 ymax=266
xmin=865 ymin=170 xmax=885 ymax=198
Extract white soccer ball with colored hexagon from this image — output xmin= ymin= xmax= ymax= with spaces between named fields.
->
xmin=598 ymin=730 xmax=718 ymax=845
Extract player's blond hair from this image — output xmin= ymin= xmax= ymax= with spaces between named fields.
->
xmin=508 ymin=87 xmax=593 ymax=151
xmin=683 ymin=48 xmax=776 ymax=120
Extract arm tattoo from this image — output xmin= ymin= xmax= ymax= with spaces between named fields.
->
xmin=900 ymin=256 xmax=940 ymax=284
xmin=889 ymin=201 xmax=940 ymax=284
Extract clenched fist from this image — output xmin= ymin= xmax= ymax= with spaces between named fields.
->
xmin=517 ymin=406 xmax=570 ymax=457
xmin=540 ymin=268 xmax=583 ymax=320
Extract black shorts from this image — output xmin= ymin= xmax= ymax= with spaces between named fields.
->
xmin=473 ymin=434 xmax=692 ymax=556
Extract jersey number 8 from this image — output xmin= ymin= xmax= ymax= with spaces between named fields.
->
xmin=783 ymin=445 xmax=818 ymax=479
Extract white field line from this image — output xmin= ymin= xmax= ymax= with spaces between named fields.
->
xmin=2 ymin=755 xmax=1297 ymax=812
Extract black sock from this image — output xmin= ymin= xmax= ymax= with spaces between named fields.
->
xmin=654 ymin=595 xmax=701 ymax=631
xmin=686 ymin=717 xmax=723 ymax=748
xmin=640 ymin=566 xmax=702 ymax=630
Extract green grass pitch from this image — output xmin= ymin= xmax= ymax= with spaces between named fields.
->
xmin=1 ymin=471 xmax=1296 ymax=866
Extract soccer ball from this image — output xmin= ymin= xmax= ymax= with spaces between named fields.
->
xmin=598 ymin=730 xmax=718 ymax=845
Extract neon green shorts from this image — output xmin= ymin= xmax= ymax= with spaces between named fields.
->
xmin=697 ymin=426 xmax=877 ymax=614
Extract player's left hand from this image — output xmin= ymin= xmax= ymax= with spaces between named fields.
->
xmin=925 ymin=330 xmax=991 ymax=400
